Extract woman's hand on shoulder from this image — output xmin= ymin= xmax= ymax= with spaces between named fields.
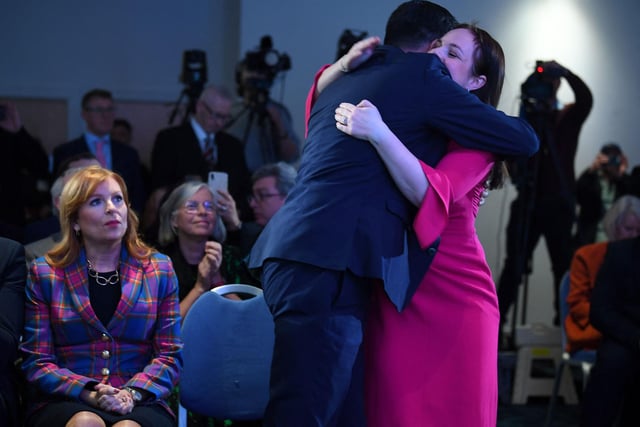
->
xmin=335 ymin=99 xmax=390 ymax=145
xmin=340 ymin=36 xmax=381 ymax=73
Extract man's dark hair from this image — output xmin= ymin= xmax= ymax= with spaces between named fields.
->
xmin=384 ymin=1 xmax=458 ymax=50
xmin=81 ymin=89 xmax=113 ymax=110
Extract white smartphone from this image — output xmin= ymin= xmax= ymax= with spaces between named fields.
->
xmin=208 ymin=171 xmax=228 ymax=202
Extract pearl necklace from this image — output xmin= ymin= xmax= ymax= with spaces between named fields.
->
xmin=87 ymin=259 xmax=120 ymax=286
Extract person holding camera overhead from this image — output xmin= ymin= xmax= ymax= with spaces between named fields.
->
xmin=496 ymin=60 xmax=592 ymax=347
xmin=226 ymin=36 xmax=301 ymax=173
xmin=573 ymin=143 xmax=633 ymax=248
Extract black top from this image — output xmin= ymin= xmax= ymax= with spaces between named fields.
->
xmin=88 ymin=271 xmax=121 ymax=327
xmin=159 ymin=241 xmax=260 ymax=301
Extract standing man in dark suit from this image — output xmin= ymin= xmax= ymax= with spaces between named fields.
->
xmin=581 ymin=235 xmax=640 ymax=426
xmin=247 ymin=2 xmax=540 ymax=426
xmin=0 ymin=237 xmax=27 ymax=427
xmin=150 ymin=85 xmax=252 ymax=220
xmin=51 ymin=89 xmax=146 ymax=213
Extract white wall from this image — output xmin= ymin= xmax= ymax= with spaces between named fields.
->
xmin=2 ymin=0 xmax=639 ymax=327
xmin=0 ymin=0 xmax=240 ymax=139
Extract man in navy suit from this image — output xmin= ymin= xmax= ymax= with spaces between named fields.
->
xmin=150 ymin=85 xmax=252 ymax=220
xmin=248 ymin=2 xmax=540 ymax=426
xmin=51 ymin=89 xmax=146 ymax=213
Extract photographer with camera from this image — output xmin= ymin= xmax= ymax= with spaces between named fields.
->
xmin=496 ymin=60 xmax=592 ymax=347
xmin=574 ymin=143 xmax=633 ymax=247
xmin=226 ymin=36 xmax=300 ymax=173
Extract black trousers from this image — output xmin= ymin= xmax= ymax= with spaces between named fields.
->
xmin=581 ymin=338 xmax=640 ymax=426
xmin=496 ymin=195 xmax=575 ymax=325
xmin=261 ymin=259 xmax=371 ymax=427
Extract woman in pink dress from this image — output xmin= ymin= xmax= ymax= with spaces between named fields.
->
xmin=331 ymin=24 xmax=508 ymax=426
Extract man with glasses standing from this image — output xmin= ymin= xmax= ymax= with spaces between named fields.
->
xmin=51 ymin=88 xmax=146 ymax=213
xmin=150 ymin=84 xmax=252 ymax=221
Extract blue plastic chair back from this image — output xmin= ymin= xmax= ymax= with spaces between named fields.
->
xmin=180 ymin=285 xmax=274 ymax=420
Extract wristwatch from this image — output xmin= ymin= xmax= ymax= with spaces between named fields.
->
xmin=124 ymin=386 xmax=143 ymax=404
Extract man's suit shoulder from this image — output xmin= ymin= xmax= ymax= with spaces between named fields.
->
xmin=608 ymin=237 xmax=640 ymax=257
xmin=216 ymin=131 xmax=244 ymax=147
xmin=0 ymin=237 xmax=24 ymax=269
xmin=156 ymin=124 xmax=194 ymax=140
xmin=600 ymin=238 xmax=640 ymax=275
xmin=53 ymin=137 xmax=86 ymax=155
xmin=111 ymin=139 xmax=139 ymax=158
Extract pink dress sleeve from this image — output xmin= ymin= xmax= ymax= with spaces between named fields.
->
xmin=304 ymin=64 xmax=332 ymax=137
xmin=414 ymin=142 xmax=494 ymax=248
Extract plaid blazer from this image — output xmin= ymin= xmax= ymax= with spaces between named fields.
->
xmin=21 ymin=247 xmax=183 ymax=413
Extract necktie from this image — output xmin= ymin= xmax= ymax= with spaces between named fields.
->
xmin=95 ymin=140 xmax=107 ymax=168
xmin=203 ymin=134 xmax=217 ymax=168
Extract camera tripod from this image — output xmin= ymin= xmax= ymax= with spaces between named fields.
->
xmin=226 ymin=99 xmax=279 ymax=167
xmin=168 ymin=85 xmax=202 ymax=126
xmin=500 ymin=108 xmax=573 ymax=341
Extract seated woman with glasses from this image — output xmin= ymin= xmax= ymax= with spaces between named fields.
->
xmin=156 ymin=181 xmax=259 ymax=320
xmin=156 ymin=181 xmax=259 ymax=427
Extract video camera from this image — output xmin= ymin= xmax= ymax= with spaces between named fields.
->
xmin=168 ymin=49 xmax=208 ymax=124
xmin=181 ymin=49 xmax=208 ymax=100
xmin=236 ymin=35 xmax=291 ymax=107
xmin=521 ymin=60 xmax=564 ymax=114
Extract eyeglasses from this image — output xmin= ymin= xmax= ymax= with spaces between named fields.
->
xmin=183 ymin=200 xmax=215 ymax=213
xmin=84 ymin=106 xmax=116 ymax=114
xmin=248 ymin=193 xmax=282 ymax=203
xmin=200 ymin=102 xmax=231 ymax=122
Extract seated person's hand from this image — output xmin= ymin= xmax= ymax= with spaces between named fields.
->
xmin=215 ymin=189 xmax=241 ymax=230
xmin=196 ymin=241 xmax=224 ymax=291
xmin=590 ymin=153 xmax=609 ymax=171
xmin=95 ymin=384 xmax=134 ymax=415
